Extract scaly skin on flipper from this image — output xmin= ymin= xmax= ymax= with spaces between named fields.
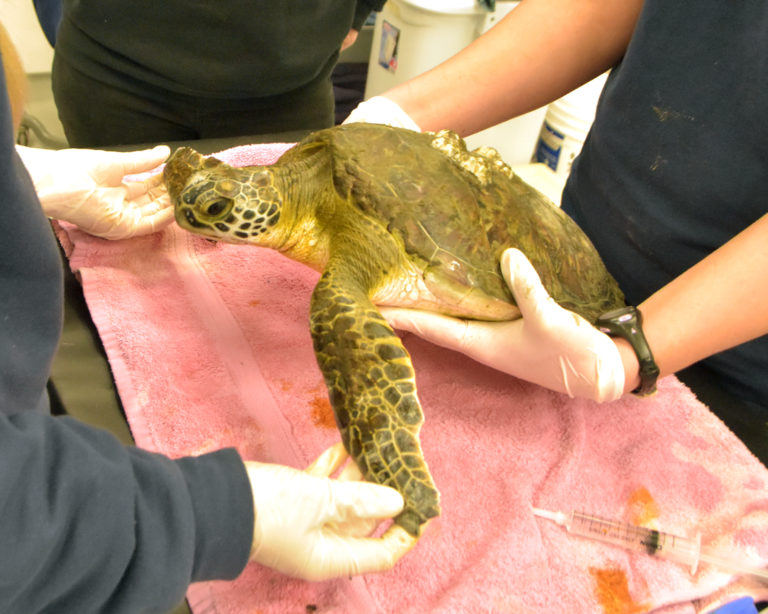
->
xmin=311 ymin=255 xmax=439 ymax=535
xmin=163 ymin=124 xmax=626 ymax=541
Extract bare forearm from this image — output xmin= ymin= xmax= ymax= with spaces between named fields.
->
xmin=619 ymin=214 xmax=768 ymax=393
xmin=385 ymin=0 xmax=643 ymax=136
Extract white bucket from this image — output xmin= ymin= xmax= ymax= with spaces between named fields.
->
xmin=534 ymin=73 xmax=608 ymax=175
xmin=364 ymin=1 xmax=490 ymax=96
xmin=364 ymin=0 xmax=546 ymax=165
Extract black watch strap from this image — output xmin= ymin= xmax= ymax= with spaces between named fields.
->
xmin=596 ymin=306 xmax=659 ymax=397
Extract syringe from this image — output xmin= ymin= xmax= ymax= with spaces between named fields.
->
xmin=533 ymin=508 xmax=768 ymax=581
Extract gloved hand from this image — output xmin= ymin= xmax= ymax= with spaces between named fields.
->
xmin=246 ymin=443 xmax=413 ymax=581
xmin=343 ymin=96 xmax=421 ymax=132
xmin=16 ymin=144 xmax=174 ymax=240
xmin=382 ymin=248 xmax=626 ymax=402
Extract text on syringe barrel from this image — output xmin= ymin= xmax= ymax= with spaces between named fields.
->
xmin=569 ymin=512 xmax=700 ymax=560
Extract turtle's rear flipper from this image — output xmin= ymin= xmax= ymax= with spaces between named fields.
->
xmin=310 ymin=262 xmax=441 ymax=537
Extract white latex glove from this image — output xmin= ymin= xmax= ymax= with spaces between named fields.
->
xmin=16 ymin=144 xmax=173 ymax=240
xmin=246 ymin=443 xmax=413 ymax=581
xmin=382 ymin=248 xmax=626 ymax=402
xmin=343 ymin=96 xmax=421 ymax=131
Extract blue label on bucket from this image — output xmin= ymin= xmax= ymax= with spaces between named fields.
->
xmin=534 ymin=121 xmax=564 ymax=171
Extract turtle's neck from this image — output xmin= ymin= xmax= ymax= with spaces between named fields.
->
xmin=268 ymin=144 xmax=338 ymax=269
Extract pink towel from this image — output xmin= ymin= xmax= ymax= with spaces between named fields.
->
xmin=55 ymin=143 xmax=768 ymax=614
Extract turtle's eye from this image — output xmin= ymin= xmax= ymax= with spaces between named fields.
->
xmin=204 ymin=198 xmax=231 ymax=217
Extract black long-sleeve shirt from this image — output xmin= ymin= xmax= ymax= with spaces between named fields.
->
xmin=55 ymin=1 xmax=385 ymax=98
xmin=0 ymin=56 xmax=253 ymax=613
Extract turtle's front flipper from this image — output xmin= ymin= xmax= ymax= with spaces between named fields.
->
xmin=310 ymin=260 xmax=440 ymax=537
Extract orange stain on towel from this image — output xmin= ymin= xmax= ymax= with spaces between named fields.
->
xmin=627 ymin=487 xmax=660 ymax=526
xmin=590 ymin=566 xmax=649 ymax=614
xmin=310 ymin=392 xmax=336 ymax=429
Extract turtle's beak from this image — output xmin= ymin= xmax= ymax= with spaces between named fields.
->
xmin=163 ymin=147 xmax=206 ymax=205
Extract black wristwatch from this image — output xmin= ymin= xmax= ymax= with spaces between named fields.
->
xmin=596 ymin=306 xmax=659 ymax=397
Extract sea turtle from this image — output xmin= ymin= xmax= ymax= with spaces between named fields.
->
xmin=163 ymin=124 xmax=625 ymax=545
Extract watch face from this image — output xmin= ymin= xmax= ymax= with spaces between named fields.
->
xmin=596 ymin=305 xmax=658 ymax=396
xmin=598 ymin=305 xmax=637 ymax=324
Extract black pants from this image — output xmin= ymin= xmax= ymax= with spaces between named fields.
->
xmin=52 ymin=53 xmax=335 ymax=148
xmin=677 ymin=363 xmax=768 ymax=467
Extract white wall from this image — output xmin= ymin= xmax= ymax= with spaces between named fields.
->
xmin=1 ymin=0 xmax=55 ymax=74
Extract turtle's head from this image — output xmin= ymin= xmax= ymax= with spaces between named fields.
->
xmin=164 ymin=147 xmax=282 ymax=244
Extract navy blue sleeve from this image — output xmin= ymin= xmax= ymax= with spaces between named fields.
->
xmin=0 ymin=43 xmax=252 ymax=613
xmin=0 ymin=411 xmax=253 ymax=613
xmin=33 ymin=0 xmax=62 ymax=46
